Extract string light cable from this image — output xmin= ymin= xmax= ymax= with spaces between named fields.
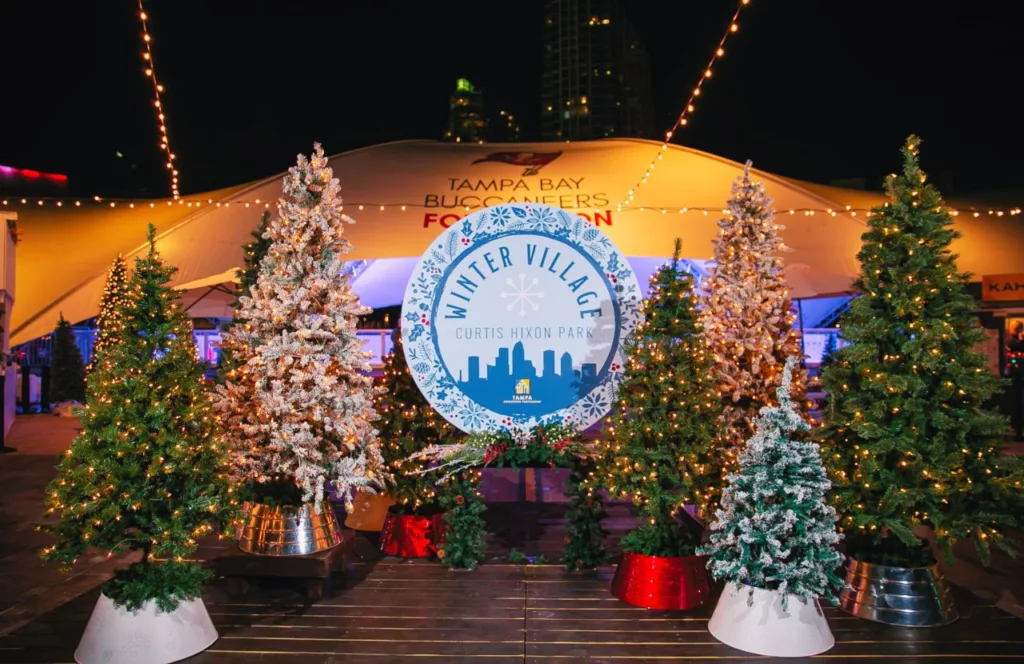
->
xmin=1 ymin=196 xmax=1019 ymax=218
xmin=618 ymin=0 xmax=752 ymax=212
xmin=138 ymin=1 xmax=180 ymax=199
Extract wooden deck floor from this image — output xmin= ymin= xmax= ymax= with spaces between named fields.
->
xmin=2 ymin=559 xmax=1022 ymax=664
xmin=1 ymin=502 xmax=1022 ymax=663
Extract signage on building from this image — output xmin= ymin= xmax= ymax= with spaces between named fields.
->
xmin=982 ymin=273 xmax=1024 ymax=302
xmin=402 ymin=203 xmax=642 ymax=433
xmin=421 ymin=151 xmax=615 ymax=229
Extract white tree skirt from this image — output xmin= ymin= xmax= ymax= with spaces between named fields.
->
xmin=75 ymin=594 xmax=218 ymax=664
xmin=708 ymin=582 xmax=834 ymax=657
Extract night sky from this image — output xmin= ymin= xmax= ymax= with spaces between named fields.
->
xmin=1 ymin=1 xmax=1021 ymax=199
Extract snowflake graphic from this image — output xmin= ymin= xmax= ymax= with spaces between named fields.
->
xmin=456 ymin=402 xmax=489 ymax=429
xmin=580 ymin=391 xmax=610 ymax=419
xmin=501 ymin=272 xmax=544 ymax=316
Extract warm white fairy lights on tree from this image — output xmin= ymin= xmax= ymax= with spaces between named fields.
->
xmin=700 ymin=356 xmax=844 ymax=609
xmin=215 ymin=143 xmax=385 ymax=512
xmin=701 ymin=161 xmax=806 ymax=501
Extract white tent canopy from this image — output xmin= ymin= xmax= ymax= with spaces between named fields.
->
xmin=9 ymin=139 xmax=1021 ymax=345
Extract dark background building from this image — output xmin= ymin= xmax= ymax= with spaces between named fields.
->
xmin=541 ymin=0 xmax=655 ymax=140
xmin=443 ymin=78 xmax=486 ymax=143
xmin=491 ymin=110 xmax=522 ymax=142
xmin=443 ymin=77 xmax=523 ymax=143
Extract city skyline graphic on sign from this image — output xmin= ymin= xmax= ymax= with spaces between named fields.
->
xmin=456 ymin=340 xmax=599 ymax=415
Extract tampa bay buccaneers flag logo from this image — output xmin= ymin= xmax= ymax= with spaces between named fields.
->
xmin=471 ymin=151 xmax=562 ymax=176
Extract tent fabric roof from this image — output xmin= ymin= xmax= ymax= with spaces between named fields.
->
xmin=9 ymin=138 xmax=1023 ymax=346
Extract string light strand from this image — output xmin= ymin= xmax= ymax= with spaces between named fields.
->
xmin=618 ymin=0 xmax=752 ymax=211
xmin=138 ymin=1 xmax=180 ymax=200
xmin=1 ymin=197 xmax=1020 ymax=218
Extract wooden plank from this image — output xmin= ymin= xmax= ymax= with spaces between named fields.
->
xmin=527 ymin=638 xmax=1024 ymax=658
xmin=200 ymin=653 xmax=524 ymax=663
xmin=205 ymin=607 xmax=525 ymax=621
xmin=0 ymin=627 xmax=520 ymax=651
xmin=212 ymin=615 xmax=525 ymax=629
xmin=213 ymin=633 xmax=524 ymax=657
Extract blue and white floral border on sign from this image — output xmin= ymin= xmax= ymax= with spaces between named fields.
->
xmin=401 ymin=203 xmax=643 ymax=434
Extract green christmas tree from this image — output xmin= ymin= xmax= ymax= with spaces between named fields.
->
xmin=563 ymin=462 xmax=609 ymax=570
xmin=217 ymin=211 xmax=271 ymax=383
xmin=50 ymin=313 xmax=86 ymax=404
xmin=596 ymin=240 xmax=722 ymax=556
xmin=820 ymin=136 xmax=1024 ymax=566
xmin=700 ymin=356 xmax=845 ymax=608
xmin=88 ymin=255 xmax=129 ymax=372
xmin=375 ymin=328 xmax=461 ymax=513
xmin=42 ymin=225 xmax=234 ymax=611
xmin=819 ymin=332 xmax=840 ymax=368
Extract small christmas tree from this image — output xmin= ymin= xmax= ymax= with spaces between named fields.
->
xmin=701 ymin=162 xmax=806 ymax=502
xmin=42 ymin=226 xmax=233 ymax=611
xmin=88 ymin=255 xmax=129 ymax=372
xmin=563 ymin=462 xmax=609 ymax=570
xmin=820 ymin=136 xmax=1024 ymax=566
xmin=819 ymin=332 xmax=840 ymax=368
xmin=597 ymin=240 xmax=721 ymax=556
xmin=700 ymin=356 xmax=844 ymax=608
xmin=375 ymin=328 xmax=460 ymax=513
xmin=436 ymin=470 xmax=487 ymax=570
xmin=216 ymin=211 xmax=271 ymax=384
xmin=216 ymin=144 xmax=385 ymax=513
xmin=50 ymin=313 xmax=85 ymax=404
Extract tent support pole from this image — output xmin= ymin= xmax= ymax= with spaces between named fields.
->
xmin=797 ymin=299 xmax=806 ymax=361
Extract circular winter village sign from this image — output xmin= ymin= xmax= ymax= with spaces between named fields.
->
xmin=401 ymin=203 xmax=642 ymax=434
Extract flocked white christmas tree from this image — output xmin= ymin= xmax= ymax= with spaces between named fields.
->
xmin=699 ymin=356 xmax=845 ymax=609
xmin=701 ymin=161 xmax=806 ymax=497
xmin=215 ymin=143 xmax=385 ymax=513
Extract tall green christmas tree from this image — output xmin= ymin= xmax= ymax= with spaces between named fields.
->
xmin=700 ymin=356 xmax=844 ymax=608
xmin=50 ymin=313 xmax=86 ymax=404
xmin=595 ymin=240 xmax=722 ymax=556
xmin=375 ymin=328 xmax=460 ymax=513
xmin=217 ymin=211 xmax=271 ymax=383
xmin=42 ymin=226 xmax=234 ymax=611
xmin=88 ymin=255 xmax=129 ymax=372
xmin=820 ymin=136 xmax=1024 ymax=566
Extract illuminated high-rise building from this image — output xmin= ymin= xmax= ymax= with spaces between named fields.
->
xmin=541 ymin=0 xmax=655 ymax=140
xmin=443 ymin=78 xmax=486 ymax=144
xmin=490 ymin=109 xmax=522 ymax=142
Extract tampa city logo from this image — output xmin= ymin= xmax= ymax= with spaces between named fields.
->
xmin=471 ymin=151 xmax=562 ymax=176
